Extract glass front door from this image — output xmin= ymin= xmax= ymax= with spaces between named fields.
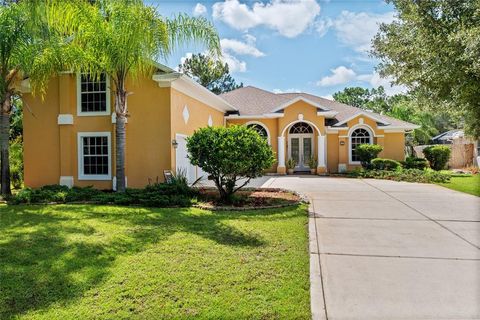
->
xmin=289 ymin=134 xmax=313 ymax=171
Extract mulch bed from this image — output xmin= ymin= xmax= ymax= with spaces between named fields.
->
xmin=194 ymin=187 xmax=305 ymax=211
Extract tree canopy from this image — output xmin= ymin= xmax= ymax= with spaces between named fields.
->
xmin=187 ymin=125 xmax=275 ymax=202
xmin=178 ymin=53 xmax=243 ymax=95
xmin=333 ymin=86 xmax=462 ymax=145
xmin=372 ymin=0 xmax=480 ymax=137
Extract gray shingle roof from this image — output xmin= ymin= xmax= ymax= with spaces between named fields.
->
xmin=220 ymin=86 xmax=419 ymax=129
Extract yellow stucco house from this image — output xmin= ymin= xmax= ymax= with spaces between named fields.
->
xmin=22 ymin=65 xmax=418 ymax=189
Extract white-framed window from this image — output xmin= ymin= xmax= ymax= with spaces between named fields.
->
xmin=77 ymin=132 xmax=111 ymax=180
xmin=246 ymin=121 xmax=271 ymax=144
xmin=349 ymin=127 xmax=373 ymax=164
xmin=77 ymin=72 xmax=110 ymax=116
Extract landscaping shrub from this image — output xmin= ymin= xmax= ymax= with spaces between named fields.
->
xmin=10 ymin=138 xmax=23 ymax=189
xmin=423 ymin=145 xmax=451 ymax=171
xmin=350 ymin=168 xmax=450 ymax=183
xmin=8 ymin=181 xmax=197 ymax=207
xmin=403 ymin=156 xmax=429 ymax=170
xmin=356 ymin=144 xmax=383 ymax=168
xmin=371 ymin=158 xmax=401 ymax=171
xmin=187 ymin=125 xmax=275 ymax=202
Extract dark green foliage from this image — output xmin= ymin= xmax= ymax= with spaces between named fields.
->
xmin=423 ymin=145 xmax=451 ymax=171
xmin=9 ymin=137 xmax=22 ymax=189
xmin=187 ymin=125 xmax=275 ymax=202
xmin=350 ymin=168 xmax=450 ymax=184
xmin=178 ymin=53 xmax=243 ymax=94
xmin=8 ymin=181 xmax=196 ymax=207
xmin=403 ymin=156 xmax=429 ymax=170
xmin=356 ymin=144 xmax=383 ymax=168
xmin=333 ymin=86 xmax=389 ymax=113
xmin=371 ymin=158 xmax=401 ymax=171
xmin=333 ymin=87 xmax=462 ymax=146
xmin=372 ymin=0 xmax=480 ymax=137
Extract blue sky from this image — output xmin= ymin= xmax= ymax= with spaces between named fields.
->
xmin=148 ymin=0 xmax=403 ymax=98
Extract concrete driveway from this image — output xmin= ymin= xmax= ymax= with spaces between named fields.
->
xmin=262 ymin=176 xmax=480 ymax=320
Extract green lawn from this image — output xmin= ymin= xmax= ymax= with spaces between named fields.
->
xmin=439 ymin=174 xmax=480 ymax=196
xmin=0 ymin=204 xmax=310 ymax=319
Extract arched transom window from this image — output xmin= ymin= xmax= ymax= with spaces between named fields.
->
xmin=289 ymin=122 xmax=313 ymax=134
xmin=247 ymin=123 xmax=268 ymax=140
xmin=350 ymin=128 xmax=372 ymax=162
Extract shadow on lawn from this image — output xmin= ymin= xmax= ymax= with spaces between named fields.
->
xmin=0 ymin=204 xmax=302 ymax=318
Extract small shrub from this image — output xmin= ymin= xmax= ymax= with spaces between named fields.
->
xmin=187 ymin=125 xmax=275 ymax=202
xmin=423 ymin=145 xmax=451 ymax=171
xmin=356 ymin=144 xmax=383 ymax=168
xmin=10 ymin=138 xmax=23 ymax=189
xmin=349 ymin=168 xmax=450 ymax=183
xmin=404 ymin=156 xmax=429 ymax=170
xmin=371 ymin=158 xmax=402 ymax=171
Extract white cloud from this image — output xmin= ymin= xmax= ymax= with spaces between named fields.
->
xmin=212 ymin=0 xmax=321 ymax=38
xmin=317 ymin=66 xmax=356 ymax=86
xmin=273 ymin=88 xmax=301 ymax=93
xmin=193 ymin=3 xmax=207 ymax=17
xmin=317 ymin=11 xmax=395 ymax=53
xmin=316 ymin=65 xmax=406 ymax=95
xmin=220 ymin=35 xmax=265 ymax=57
xmin=222 ymin=53 xmax=247 ymax=72
xmin=357 ymin=72 xmax=407 ymax=95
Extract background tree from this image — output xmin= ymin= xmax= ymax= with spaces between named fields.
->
xmin=53 ymin=0 xmax=221 ymax=192
xmin=333 ymin=86 xmax=389 ymax=113
xmin=187 ymin=126 xmax=275 ymax=202
xmin=333 ymin=86 xmax=462 ymax=145
xmin=372 ymin=0 xmax=480 ymax=137
xmin=178 ymin=53 xmax=242 ymax=94
xmin=0 ymin=1 xmax=65 ymax=195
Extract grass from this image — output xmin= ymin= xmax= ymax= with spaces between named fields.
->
xmin=0 ymin=204 xmax=310 ymax=319
xmin=438 ymin=174 xmax=480 ymax=196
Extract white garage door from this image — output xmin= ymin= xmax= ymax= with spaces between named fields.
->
xmin=175 ymin=134 xmax=197 ymax=184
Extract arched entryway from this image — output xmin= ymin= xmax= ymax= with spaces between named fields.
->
xmin=288 ymin=122 xmax=314 ymax=171
xmin=277 ymin=119 xmax=326 ymax=174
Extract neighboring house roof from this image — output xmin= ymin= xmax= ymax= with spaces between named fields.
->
xmin=220 ymin=86 xmax=419 ymax=129
xmin=431 ymin=129 xmax=464 ymax=143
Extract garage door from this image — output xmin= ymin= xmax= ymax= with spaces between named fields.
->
xmin=175 ymin=134 xmax=197 ymax=184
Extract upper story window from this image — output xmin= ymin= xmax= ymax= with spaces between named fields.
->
xmin=77 ymin=73 xmax=110 ymax=116
xmin=350 ymin=128 xmax=372 ymax=163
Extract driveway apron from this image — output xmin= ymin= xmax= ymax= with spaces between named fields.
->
xmin=262 ymin=176 xmax=480 ymax=320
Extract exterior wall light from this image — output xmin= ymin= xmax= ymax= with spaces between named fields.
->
xmin=340 ymin=141 xmax=345 ymax=146
xmin=172 ymin=139 xmax=178 ymax=148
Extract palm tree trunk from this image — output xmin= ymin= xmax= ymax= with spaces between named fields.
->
xmin=115 ymin=85 xmax=127 ymax=192
xmin=0 ymin=94 xmax=11 ymax=196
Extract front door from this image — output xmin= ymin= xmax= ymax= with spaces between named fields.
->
xmin=289 ymin=134 xmax=313 ymax=171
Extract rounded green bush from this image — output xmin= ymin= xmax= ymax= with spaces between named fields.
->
xmin=423 ymin=145 xmax=451 ymax=171
xmin=356 ymin=144 xmax=383 ymax=168
xmin=404 ymin=156 xmax=429 ymax=170
xmin=187 ymin=125 xmax=275 ymax=202
xmin=371 ymin=158 xmax=402 ymax=171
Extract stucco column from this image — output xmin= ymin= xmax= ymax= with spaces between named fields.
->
xmin=317 ymin=135 xmax=326 ymax=173
xmin=277 ymin=136 xmax=286 ymax=174
xmin=376 ymin=136 xmax=385 ymax=158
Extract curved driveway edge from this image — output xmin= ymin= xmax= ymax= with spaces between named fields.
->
xmin=262 ymin=176 xmax=480 ymax=320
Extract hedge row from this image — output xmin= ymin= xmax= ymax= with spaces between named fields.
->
xmin=350 ymin=168 xmax=451 ymax=183
xmin=8 ymin=183 xmax=197 ymax=207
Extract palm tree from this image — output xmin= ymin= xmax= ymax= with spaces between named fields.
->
xmin=52 ymin=0 xmax=220 ymax=192
xmin=0 ymin=1 xmax=66 ymax=195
